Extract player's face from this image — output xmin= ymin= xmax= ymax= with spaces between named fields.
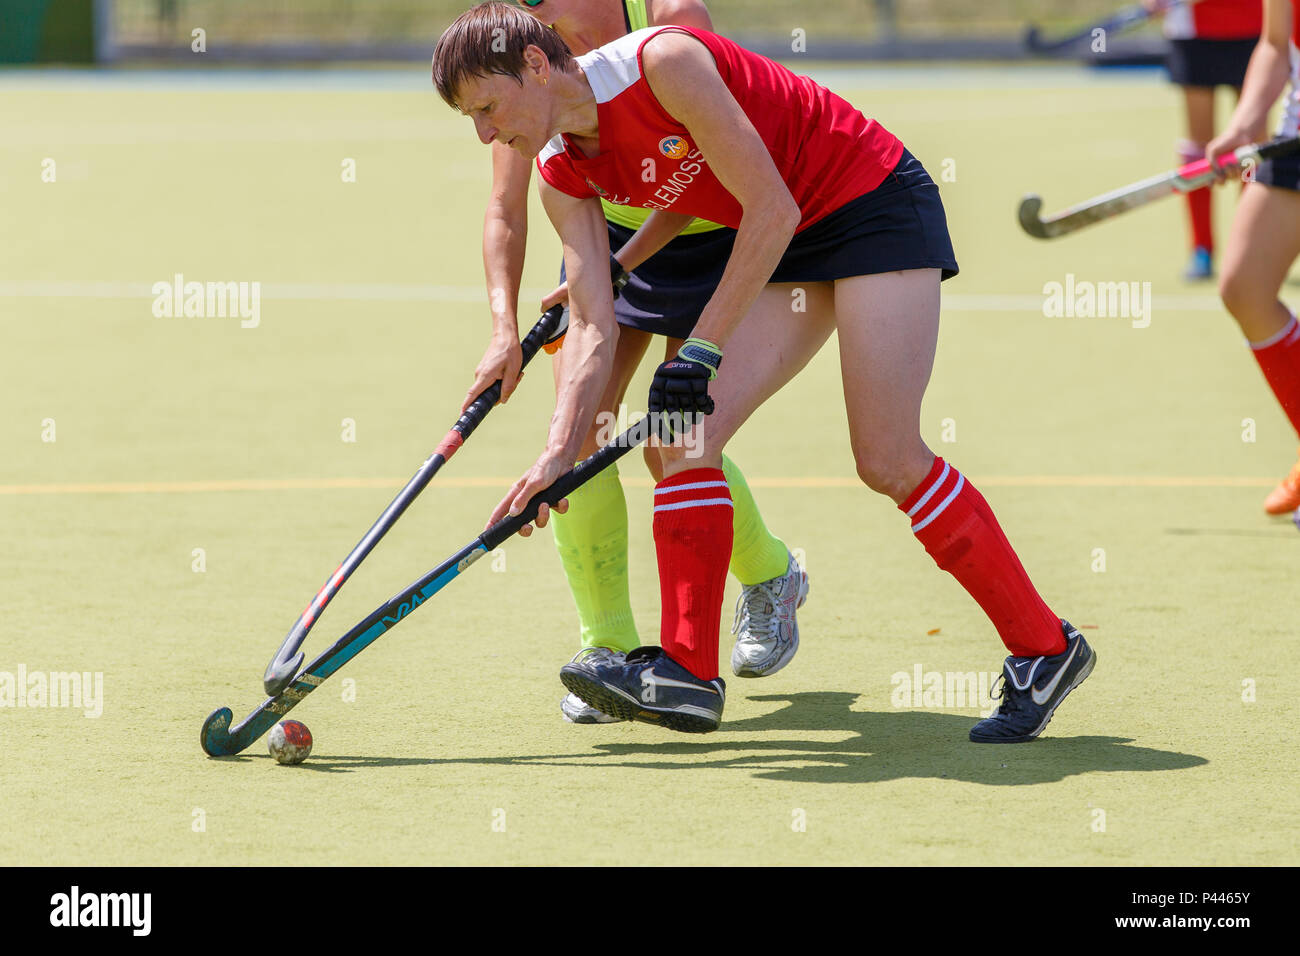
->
xmin=456 ymin=70 xmax=552 ymax=158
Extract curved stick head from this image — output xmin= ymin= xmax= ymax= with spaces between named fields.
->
xmin=200 ymin=707 xmax=235 ymax=756
xmin=264 ymin=653 xmax=304 ymax=697
xmin=1017 ymin=195 xmax=1052 ymax=239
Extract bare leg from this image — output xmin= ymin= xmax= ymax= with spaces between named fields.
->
xmin=834 ymin=269 xmax=1063 ymax=658
xmin=1219 ymin=184 xmax=1300 ymax=341
xmin=655 ymin=283 xmax=837 ymax=477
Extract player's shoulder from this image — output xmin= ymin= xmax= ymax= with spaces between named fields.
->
xmin=637 ymin=25 xmax=719 ymax=76
xmin=646 ymin=0 xmax=714 ymax=32
xmin=537 ymin=135 xmax=569 ymax=168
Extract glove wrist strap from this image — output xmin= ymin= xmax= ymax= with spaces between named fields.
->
xmin=679 ymin=336 xmax=723 ymax=380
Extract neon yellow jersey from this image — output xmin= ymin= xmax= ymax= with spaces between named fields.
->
xmin=598 ymin=0 xmax=726 ymax=235
xmin=625 ymin=0 xmax=649 ymax=31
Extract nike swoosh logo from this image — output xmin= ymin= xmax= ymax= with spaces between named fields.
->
xmin=642 ymin=668 xmax=719 ymax=696
xmin=1031 ymin=640 xmax=1081 ymax=705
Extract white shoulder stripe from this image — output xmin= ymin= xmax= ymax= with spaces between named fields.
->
xmin=577 ymin=28 xmax=657 ymax=104
xmin=538 ymin=134 xmax=568 ymax=166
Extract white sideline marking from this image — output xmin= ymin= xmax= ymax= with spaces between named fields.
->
xmin=0 ymin=281 xmax=1234 ymax=312
xmin=0 ymin=476 xmax=1277 ymax=496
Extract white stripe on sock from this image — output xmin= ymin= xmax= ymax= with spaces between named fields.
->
xmin=1248 ymin=313 xmax=1299 ymax=351
xmin=911 ymin=473 xmax=966 ymax=533
xmin=654 ymin=480 xmax=729 ymax=496
xmin=652 ymin=498 xmax=735 ymax=513
xmin=906 ymin=461 xmax=950 ymax=518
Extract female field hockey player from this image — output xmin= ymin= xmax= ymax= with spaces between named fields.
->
xmin=433 ymin=3 xmax=1095 ymax=740
xmin=1206 ymin=0 xmax=1300 ymax=515
xmin=465 ymin=0 xmax=809 ymax=725
xmin=1143 ymin=0 xmax=1264 ymax=278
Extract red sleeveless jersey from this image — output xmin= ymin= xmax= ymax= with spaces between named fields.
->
xmin=1165 ymin=0 xmax=1264 ymax=40
xmin=536 ymin=27 xmax=904 ymax=233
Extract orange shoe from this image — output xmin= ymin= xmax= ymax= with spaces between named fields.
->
xmin=1263 ymin=454 xmax=1300 ymax=514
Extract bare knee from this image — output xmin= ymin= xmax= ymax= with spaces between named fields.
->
xmin=1219 ymin=267 xmax=1286 ymax=340
xmin=852 ymin=443 xmax=934 ymax=504
xmin=1218 ymin=269 xmax=1258 ymax=324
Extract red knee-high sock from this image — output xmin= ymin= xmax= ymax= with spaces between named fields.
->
xmin=1250 ymin=311 xmax=1300 ymax=436
xmin=901 ymin=457 xmax=1064 ymax=658
xmin=1186 ymin=188 xmax=1214 ymax=252
xmin=1180 ymin=141 xmax=1213 ymax=251
xmin=653 ymin=468 xmax=733 ymax=680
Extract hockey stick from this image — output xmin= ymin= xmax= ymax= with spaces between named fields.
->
xmin=1018 ymin=136 xmax=1300 ymax=240
xmin=1023 ymin=1 xmax=1174 ymax=55
xmin=202 ymin=415 xmax=657 ymax=757
xmin=260 ymin=306 xmax=563 ymax=696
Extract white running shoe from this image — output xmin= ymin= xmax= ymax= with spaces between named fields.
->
xmin=730 ymin=552 xmax=809 ymax=678
xmin=560 ymin=647 xmax=627 ymax=723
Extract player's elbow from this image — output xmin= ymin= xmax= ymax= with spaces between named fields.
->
xmin=768 ymin=192 xmax=801 ymax=237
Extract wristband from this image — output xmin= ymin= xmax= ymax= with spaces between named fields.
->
xmin=611 ymin=255 xmax=629 ymax=297
xmin=678 ymin=337 xmax=723 ymax=380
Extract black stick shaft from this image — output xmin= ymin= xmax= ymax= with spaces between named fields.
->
xmin=481 ymin=417 xmax=654 ymax=551
xmin=201 ymin=415 xmax=655 ymax=755
xmin=262 ymin=306 xmax=563 ymax=695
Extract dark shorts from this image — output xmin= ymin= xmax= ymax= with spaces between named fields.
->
xmin=558 ymin=148 xmax=957 ymax=339
xmin=560 ymin=222 xmax=737 ymax=340
xmin=769 ymin=149 xmax=960 ymax=284
xmin=1254 ymin=151 xmax=1300 ymax=193
xmin=1167 ymin=37 xmax=1255 ymax=88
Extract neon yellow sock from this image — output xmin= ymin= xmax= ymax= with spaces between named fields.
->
xmin=550 ymin=463 xmax=640 ymax=653
xmin=723 ymin=455 xmax=790 ymax=586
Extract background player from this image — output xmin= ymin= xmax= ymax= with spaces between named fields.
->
xmin=1206 ymin=0 xmax=1300 ymax=514
xmin=1143 ymin=0 xmax=1264 ymax=279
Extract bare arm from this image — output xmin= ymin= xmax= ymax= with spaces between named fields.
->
xmin=463 ymin=141 xmax=534 ymax=410
xmin=1208 ymin=0 xmax=1294 ymax=164
xmin=540 ymin=183 xmax=619 ymax=464
xmin=613 ymin=209 xmax=694 ymax=272
xmin=483 ymin=140 xmax=532 ymax=326
xmin=487 ymin=181 xmax=619 ymax=527
xmin=640 ymin=31 xmax=801 ymax=348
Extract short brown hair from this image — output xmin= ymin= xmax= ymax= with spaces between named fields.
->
xmin=432 ymin=2 xmax=575 ymax=108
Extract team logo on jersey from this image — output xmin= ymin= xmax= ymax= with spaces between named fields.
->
xmin=585 ymin=177 xmax=630 ymax=205
xmin=659 ymin=136 xmax=690 ymax=159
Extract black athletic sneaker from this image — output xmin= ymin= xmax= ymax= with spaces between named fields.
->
xmin=969 ymin=621 xmax=1096 ymax=743
xmin=560 ymin=646 xmax=725 ymax=733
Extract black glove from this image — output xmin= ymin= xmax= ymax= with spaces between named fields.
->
xmin=648 ymin=337 xmax=723 ymax=431
xmin=649 ymin=358 xmax=715 ymax=417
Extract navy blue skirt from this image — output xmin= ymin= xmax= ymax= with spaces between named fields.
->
xmin=560 ymin=222 xmax=737 ymax=341
xmin=1167 ymin=38 xmax=1255 ymax=88
xmin=770 ymin=149 xmax=959 ymax=284
xmin=1255 ymin=151 xmax=1300 ymax=193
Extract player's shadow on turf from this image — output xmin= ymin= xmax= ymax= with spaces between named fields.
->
xmin=512 ymin=692 xmax=1208 ymax=786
